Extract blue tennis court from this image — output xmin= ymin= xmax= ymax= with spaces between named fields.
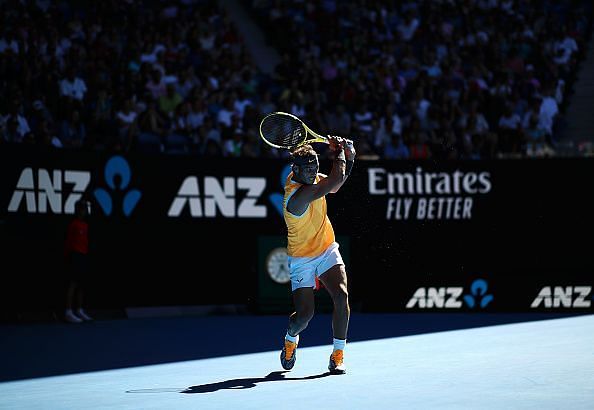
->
xmin=1 ymin=313 xmax=592 ymax=409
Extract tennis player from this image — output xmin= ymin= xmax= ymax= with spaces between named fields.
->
xmin=280 ymin=135 xmax=356 ymax=374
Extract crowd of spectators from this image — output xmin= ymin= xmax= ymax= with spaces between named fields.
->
xmin=0 ymin=0 xmax=592 ymax=159
xmin=248 ymin=0 xmax=593 ymax=159
xmin=0 ymin=0 xmax=271 ymax=157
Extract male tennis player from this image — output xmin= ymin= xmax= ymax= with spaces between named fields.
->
xmin=280 ymin=136 xmax=355 ymax=375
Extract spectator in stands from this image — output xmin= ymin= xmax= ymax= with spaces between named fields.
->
xmin=89 ymin=89 xmax=114 ymax=149
xmin=29 ymin=99 xmax=54 ymax=136
xmin=203 ymin=136 xmax=223 ymax=157
xmin=115 ymin=98 xmax=138 ymax=152
xmin=146 ymin=69 xmax=167 ymax=100
xmin=384 ymin=133 xmax=411 ymax=159
xmin=1 ymin=101 xmax=31 ymax=143
xmin=241 ymin=129 xmax=262 ymax=158
xmin=176 ymin=66 xmax=200 ymax=100
xmin=259 ymin=91 xmax=277 ymax=116
xmin=233 ymin=89 xmax=253 ymax=120
xmin=60 ymin=110 xmax=86 ymax=148
xmin=217 ymin=97 xmax=236 ymax=129
xmin=59 ymin=67 xmax=88 ymax=111
xmin=498 ymin=103 xmax=523 ymax=154
xmin=325 ymin=104 xmax=352 ymax=136
xmin=524 ymin=114 xmax=548 ymax=157
xmin=37 ymin=119 xmax=62 ymax=148
xmin=223 ymin=128 xmax=244 ymax=157
xmin=187 ymin=99 xmax=207 ymax=134
xmin=352 ymin=102 xmax=374 ymax=139
xmin=539 ymin=86 xmax=559 ymax=143
xmin=137 ymin=99 xmax=167 ymax=152
xmin=2 ymin=115 xmax=23 ymax=144
xmin=159 ymin=83 xmax=183 ymax=119
xmin=409 ymin=132 xmax=431 ymax=160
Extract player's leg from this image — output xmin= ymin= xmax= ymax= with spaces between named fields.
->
xmin=319 ymin=264 xmax=349 ymax=374
xmin=319 ymin=264 xmax=349 ymax=340
xmin=288 ymin=287 xmax=316 ymax=336
xmin=281 ymin=287 xmax=315 ymax=370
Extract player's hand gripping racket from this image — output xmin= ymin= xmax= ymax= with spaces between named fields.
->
xmin=259 ymin=111 xmax=352 ymax=150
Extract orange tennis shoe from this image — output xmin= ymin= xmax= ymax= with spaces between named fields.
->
xmin=328 ymin=349 xmax=346 ymax=374
xmin=280 ymin=339 xmax=298 ymax=370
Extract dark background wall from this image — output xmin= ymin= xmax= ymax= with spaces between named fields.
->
xmin=1 ymin=145 xmax=592 ymax=315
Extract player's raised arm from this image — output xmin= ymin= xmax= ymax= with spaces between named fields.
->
xmin=326 ymin=136 xmax=356 ymax=194
xmin=286 ymin=139 xmax=346 ymax=215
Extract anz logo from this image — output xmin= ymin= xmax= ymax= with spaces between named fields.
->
xmin=8 ymin=168 xmax=90 ymax=214
xmin=6 ymin=155 xmax=140 ymax=217
xmin=168 ymin=176 xmax=267 ymax=218
xmin=463 ymin=279 xmax=494 ymax=308
xmin=94 ymin=156 xmax=141 ymax=217
xmin=406 ymin=279 xmax=494 ymax=309
xmin=531 ymin=286 xmax=591 ymax=309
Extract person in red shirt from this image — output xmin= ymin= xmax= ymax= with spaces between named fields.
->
xmin=63 ymin=199 xmax=93 ymax=323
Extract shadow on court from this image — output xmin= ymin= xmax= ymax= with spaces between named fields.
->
xmin=182 ymin=371 xmax=332 ymax=393
xmin=125 ymin=371 xmax=332 ymax=394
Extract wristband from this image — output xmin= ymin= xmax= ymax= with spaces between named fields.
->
xmin=346 ymin=159 xmax=354 ymax=177
xmin=336 ymin=150 xmax=346 ymax=161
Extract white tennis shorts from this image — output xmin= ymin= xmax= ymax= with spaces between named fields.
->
xmin=288 ymin=242 xmax=344 ymax=291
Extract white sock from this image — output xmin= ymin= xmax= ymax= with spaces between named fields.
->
xmin=285 ymin=332 xmax=299 ymax=344
xmin=333 ymin=338 xmax=346 ymax=351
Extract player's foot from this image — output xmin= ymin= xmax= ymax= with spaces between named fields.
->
xmin=280 ymin=339 xmax=298 ymax=370
xmin=328 ymin=349 xmax=346 ymax=374
xmin=65 ymin=309 xmax=83 ymax=323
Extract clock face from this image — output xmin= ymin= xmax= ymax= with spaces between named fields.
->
xmin=266 ymin=247 xmax=290 ymax=284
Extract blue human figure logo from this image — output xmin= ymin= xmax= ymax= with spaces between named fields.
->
xmin=94 ymin=156 xmax=141 ymax=217
xmin=269 ymin=164 xmax=292 ymax=217
xmin=463 ymin=279 xmax=494 ymax=309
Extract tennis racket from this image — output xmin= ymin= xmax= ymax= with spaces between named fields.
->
xmin=259 ymin=111 xmax=351 ymax=150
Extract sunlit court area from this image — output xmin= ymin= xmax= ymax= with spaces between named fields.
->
xmin=1 ymin=313 xmax=592 ymax=409
xmin=1 ymin=1 xmax=593 ymax=409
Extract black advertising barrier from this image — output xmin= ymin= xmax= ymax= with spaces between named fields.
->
xmin=1 ymin=144 xmax=592 ymax=314
xmin=0 ymin=145 xmax=288 ymax=313
xmin=331 ymin=157 xmax=594 ymax=313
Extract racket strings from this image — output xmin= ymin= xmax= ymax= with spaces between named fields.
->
xmin=260 ymin=114 xmax=306 ymax=148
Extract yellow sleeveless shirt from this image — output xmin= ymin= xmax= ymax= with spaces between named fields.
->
xmin=283 ymin=172 xmax=335 ymax=257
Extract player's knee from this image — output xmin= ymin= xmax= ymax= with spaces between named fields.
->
xmin=296 ymin=306 xmax=315 ymax=324
xmin=332 ymin=286 xmax=349 ymax=310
